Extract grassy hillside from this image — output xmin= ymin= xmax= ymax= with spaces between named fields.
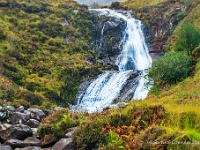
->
xmin=0 ymin=0 xmax=102 ymax=108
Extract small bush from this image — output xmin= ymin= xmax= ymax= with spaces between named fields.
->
xmin=103 ymin=130 xmax=125 ymax=150
xmin=149 ymin=52 xmax=191 ymax=85
xmin=176 ymin=12 xmax=185 ymax=21
xmin=173 ymin=24 xmax=200 ymax=55
xmin=38 ymin=108 xmax=80 ymax=139
xmin=73 ymin=119 xmax=106 ymax=150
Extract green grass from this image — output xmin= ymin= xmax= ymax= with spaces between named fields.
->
xmin=121 ymin=0 xmax=167 ymax=9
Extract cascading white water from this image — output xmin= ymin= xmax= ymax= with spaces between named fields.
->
xmin=71 ymin=9 xmax=152 ymax=113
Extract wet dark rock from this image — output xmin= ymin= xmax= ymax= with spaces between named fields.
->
xmin=10 ymin=112 xmax=29 ymax=124
xmin=92 ymin=12 xmax=127 ymax=66
xmin=0 ymin=124 xmax=32 ymax=143
xmin=24 ymin=137 xmax=41 ymax=147
xmin=5 ymin=139 xmax=30 ymax=149
xmin=52 ymin=138 xmax=74 ymax=150
xmin=26 ymin=119 xmax=40 ymax=128
xmin=114 ymin=71 xmax=140 ymax=103
xmin=103 ymin=18 xmax=122 ymax=33
xmin=26 ymin=109 xmax=45 ymax=122
xmin=15 ymin=106 xmax=25 ymax=113
xmin=0 ymin=145 xmax=13 ymax=150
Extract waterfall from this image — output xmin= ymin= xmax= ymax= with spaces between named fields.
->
xmin=71 ymin=9 xmax=152 ymax=113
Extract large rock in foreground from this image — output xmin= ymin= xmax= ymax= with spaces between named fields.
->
xmin=0 ymin=124 xmax=33 ymax=143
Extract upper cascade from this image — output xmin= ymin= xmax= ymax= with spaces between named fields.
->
xmin=93 ymin=9 xmax=152 ymax=71
xmin=72 ymin=9 xmax=152 ymax=113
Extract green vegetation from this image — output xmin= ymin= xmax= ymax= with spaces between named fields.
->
xmin=38 ymin=0 xmax=200 ymax=149
xmin=38 ymin=108 xmax=86 ymax=139
xmin=121 ymin=0 xmax=167 ymax=9
xmin=172 ymin=24 xmax=200 ymax=54
xmin=0 ymin=0 xmax=102 ymax=107
xmin=1 ymin=0 xmax=200 ymax=149
xmin=149 ymin=52 xmax=191 ymax=86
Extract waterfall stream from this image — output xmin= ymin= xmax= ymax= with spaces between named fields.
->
xmin=71 ymin=9 xmax=152 ymax=113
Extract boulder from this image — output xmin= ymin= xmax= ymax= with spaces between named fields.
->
xmin=0 ymin=124 xmax=32 ymax=143
xmin=0 ymin=124 xmax=12 ymax=131
xmin=103 ymin=20 xmax=120 ymax=33
xmin=0 ymin=145 xmax=13 ymax=150
xmin=26 ymin=119 xmax=40 ymax=128
xmin=15 ymin=146 xmax=42 ymax=150
xmin=64 ymin=127 xmax=78 ymax=138
xmin=5 ymin=137 xmax=41 ymax=148
xmin=9 ymin=112 xmax=29 ymax=124
xmin=15 ymin=106 xmax=25 ymax=113
xmin=6 ymin=106 xmax=15 ymax=112
xmin=26 ymin=109 xmax=45 ymax=121
xmin=52 ymin=138 xmax=74 ymax=150
xmin=5 ymin=139 xmax=29 ymax=148
xmin=24 ymin=137 xmax=41 ymax=147
xmin=42 ymin=134 xmax=56 ymax=146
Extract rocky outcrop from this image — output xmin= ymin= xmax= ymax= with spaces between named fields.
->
xmin=0 ymin=106 xmax=44 ymax=149
xmin=52 ymin=138 xmax=73 ymax=150
xmin=0 ymin=124 xmax=32 ymax=143
xmin=5 ymin=138 xmax=41 ymax=149
xmin=26 ymin=108 xmax=46 ymax=122
xmin=15 ymin=146 xmax=42 ymax=150
xmin=9 ymin=112 xmax=30 ymax=124
xmin=92 ymin=11 xmax=127 ymax=67
xmin=0 ymin=105 xmax=77 ymax=150
xmin=114 ymin=71 xmax=140 ymax=103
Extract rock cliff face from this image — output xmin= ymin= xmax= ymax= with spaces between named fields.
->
xmin=92 ymin=11 xmax=127 ymax=68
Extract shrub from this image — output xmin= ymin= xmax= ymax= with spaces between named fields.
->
xmin=73 ymin=119 xmax=106 ymax=150
xmin=149 ymin=52 xmax=191 ymax=85
xmin=173 ymin=24 xmax=200 ymax=55
xmin=103 ymin=130 xmax=125 ymax=150
xmin=0 ymin=29 xmax=6 ymax=41
xmin=176 ymin=12 xmax=185 ymax=21
xmin=38 ymin=108 xmax=80 ymax=139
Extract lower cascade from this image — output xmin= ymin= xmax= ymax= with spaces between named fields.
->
xmin=71 ymin=9 xmax=152 ymax=113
